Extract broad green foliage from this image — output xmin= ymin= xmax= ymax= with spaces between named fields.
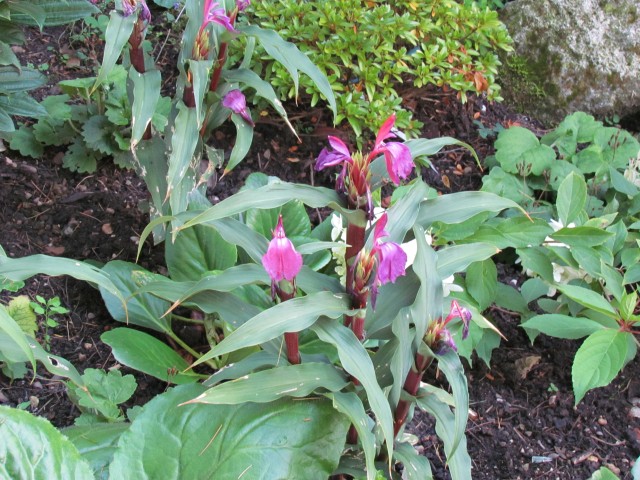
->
xmin=0 ymin=0 xmax=98 ymax=132
xmin=108 ymin=384 xmax=350 ymax=479
xmin=459 ymin=112 xmax=640 ymax=402
xmin=236 ymin=0 xmax=513 ymax=136
xmin=0 ymin=405 xmax=94 ymax=479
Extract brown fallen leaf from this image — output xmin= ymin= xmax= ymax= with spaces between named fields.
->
xmin=44 ymin=245 xmax=65 ymax=255
xmin=514 ymin=355 xmax=541 ymax=380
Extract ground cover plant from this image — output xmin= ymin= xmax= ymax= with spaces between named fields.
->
xmin=237 ymin=0 xmax=513 ymax=137
xmin=1 ymin=0 xmax=640 ymax=479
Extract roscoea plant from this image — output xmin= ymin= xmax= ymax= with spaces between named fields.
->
xmin=0 ymin=114 xmax=524 ymax=477
xmin=93 ymin=0 xmax=336 ymax=241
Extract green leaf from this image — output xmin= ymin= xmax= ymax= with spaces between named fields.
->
xmin=436 ymin=350 xmax=469 ymax=458
xmin=587 ymin=466 xmax=621 ymax=480
xmin=225 ymin=111 xmax=255 ymax=172
xmin=434 ymin=243 xmax=498 ymax=280
xmin=393 ymin=442 xmax=433 ymax=480
xmin=416 ymin=191 xmax=522 ymax=228
xmin=9 ymin=125 xmax=44 ymax=157
xmin=521 ymin=314 xmax=606 ymax=340
xmin=99 ymin=261 xmax=172 ymax=333
xmin=495 ymin=126 xmax=555 ymax=175
xmin=101 ymin=328 xmax=201 ymax=384
xmin=188 ymin=363 xmax=348 ymax=405
xmin=12 ymin=0 xmax=98 ymax=26
xmin=6 ymin=295 xmax=36 ymax=336
xmin=0 ymin=92 xmax=46 ymax=117
xmin=549 ymin=226 xmax=613 ymax=247
xmin=556 ymin=284 xmax=617 ymax=317
xmin=556 ymin=172 xmax=587 ymax=226
xmin=0 ymin=304 xmax=35 ymax=370
xmin=109 ymin=384 xmax=349 ymax=479
xmin=241 ymin=24 xmax=337 ymax=118
xmin=572 ymin=330 xmax=629 ymax=404
xmin=326 ymin=392 xmax=378 ymax=480
xmin=0 ymin=66 xmax=46 ymax=94
xmin=416 ymin=391 xmax=472 ymax=480
xmin=466 ymin=259 xmax=497 ymax=311
xmin=82 ymin=115 xmax=118 ymax=154
xmin=72 ymin=368 xmax=136 ymax=422
xmin=191 ymin=291 xmax=351 ymax=367
xmin=0 ymin=253 xmax=125 ymax=308
xmin=165 ymin=223 xmax=237 ymax=282
xmin=63 ymin=139 xmax=99 ymax=173
xmin=188 ymin=59 xmax=213 ymax=127
xmin=129 ymin=68 xmax=161 ymax=146
xmin=64 ymin=422 xmax=129 ymax=480
xmin=0 ymin=406 xmax=93 ymax=478
xmin=93 ymin=12 xmax=136 ymax=91
xmin=311 ymin=317 xmax=395 ymax=464
xmin=178 ymin=181 xmax=364 ymax=232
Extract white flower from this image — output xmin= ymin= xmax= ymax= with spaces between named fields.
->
xmin=442 ymin=275 xmax=463 ymax=297
xmin=545 ymin=218 xmax=574 ymax=248
xmin=624 ymin=151 xmax=640 ymax=188
xmin=330 ymin=214 xmax=348 ymax=283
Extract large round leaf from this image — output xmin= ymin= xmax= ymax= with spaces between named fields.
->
xmin=109 ymin=384 xmax=349 ymax=479
xmin=0 ymin=406 xmax=93 ymax=479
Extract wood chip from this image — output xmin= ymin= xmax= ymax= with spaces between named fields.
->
xmin=102 ymin=223 xmax=113 ymax=235
xmin=44 ymin=245 xmax=65 ymax=255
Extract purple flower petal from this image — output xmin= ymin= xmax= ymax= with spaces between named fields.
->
xmin=434 ymin=328 xmax=457 ymax=355
xmin=374 ymin=114 xmax=396 ymax=150
xmin=375 ymin=241 xmax=407 ymax=285
xmin=383 ymin=142 xmax=413 ymax=184
xmin=262 ymin=216 xmax=303 ymax=282
xmin=373 ymin=212 xmax=389 ymax=244
xmin=204 ymin=0 xmax=238 ymax=32
xmin=222 ymin=90 xmax=254 ymax=126
xmin=315 ymin=136 xmax=352 ymax=171
xmin=236 ymin=0 xmax=250 ymax=11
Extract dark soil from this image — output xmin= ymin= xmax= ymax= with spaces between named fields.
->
xmin=1 ymin=19 xmax=639 ymax=480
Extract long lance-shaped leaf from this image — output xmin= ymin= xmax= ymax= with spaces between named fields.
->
xmin=177 ymin=182 xmax=364 ymax=232
xmin=186 ymin=363 xmax=348 ymax=405
xmin=310 ymin=317 xmax=395 ymax=467
xmin=436 ymin=243 xmax=500 ymax=279
xmin=407 ymin=137 xmax=480 ymax=169
xmin=93 ymin=12 xmax=136 ymax=92
xmin=166 ymin=103 xmax=199 ymax=209
xmin=204 ymin=351 xmax=280 ymax=386
xmin=11 ymin=0 xmax=98 ymax=26
xmin=389 ymin=308 xmax=415 ymax=408
xmin=416 ymin=191 xmax=522 ymax=228
xmin=435 ymin=350 xmax=469 ymax=458
xmin=0 ymin=66 xmax=46 ymax=94
xmin=64 ymin=422 xmax=129 ymax=477
xmin=189 ymin=59 xmax=213 ymax=127
xmin=416 ymin=392 xmax=472 ymax=480
xmin=0 ymin=254 xmax=125 ymax=308
xmin=0 ymin=304 xmax=35 ymax=372
xmin=190 ymin=291 xmax=352 ymax=368
xmin=326 ymin=392 xmax=378 ymax=480
xmin=222 ymin=68 xmax=296 ymax=136
xmin=366 ymin=272 xmax=419 ymax=340
xmin=367 ymin=180 xmax=429 ymax=248
xmin=225 ymin=112 xmax=254 ymax=173
xmin=393 ymin=442 xmax=434 ymax=480
xmin=411 ymin=226 xmax=442 ymax=349
xmin=130 ymin=68 xmax=161 ymax=146
xmin=240 ymin=24 xmax=337 ymax=117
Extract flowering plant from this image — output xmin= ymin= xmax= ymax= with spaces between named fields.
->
xmin=0 ymin=111 xmax=521 ymax=476
xmin=92 ymin=0 xmax=336 ymax=240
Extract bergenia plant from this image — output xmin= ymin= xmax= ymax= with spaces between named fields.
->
xmin=93 ymin=0 xmax=337 ymax=241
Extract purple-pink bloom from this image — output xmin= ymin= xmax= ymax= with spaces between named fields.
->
xmin=262 ymin=216 xmax=303 ymax=283
xmin=203 ymin=0 xmax=238 ymax=32
xmin=139 ymin=0 xmax=151 ymax=22
xmin=236 ymin=0 xmax=250 ymax=11
xmin=434 ymin=328 xmax=457 ymax=355
xmin=444 ymin=299 xmax=472 ymax=340
xmin=370 ymin=114 xmax=414 ymax=185
xmin=315 ymin=136 xmax=352 ymax=171
xmin=222 ymin=90 xmax=254 ymax=126
xmin=372 ymin=213 xmax=407 ymax=292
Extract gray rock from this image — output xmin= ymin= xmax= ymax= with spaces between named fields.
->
xmin=498 ymin=0 xmax=640 ymax=126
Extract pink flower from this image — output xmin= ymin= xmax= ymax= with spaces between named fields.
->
xmin=262 ymin=215 xmax=303 ymax=284
xmin=369 ymin=114 xmax=414 ymax=184
xmin=315 ymin=136 xmax=352 ymax=171
xmin=222 ymin=90 xmax=254 ymax=126
xmin=444 ymin=299 xmax=472 ymax=340
xmin=203 ymin=0 xmax=238 ymax=32
xmin=122 ymin=0 xmax=150 ymax=22
xmin=372 ymin=213 xmax=406 ymax=285
xmin=236 ymin=0 xmax=250 ymax=11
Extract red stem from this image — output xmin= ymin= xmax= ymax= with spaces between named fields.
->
xmin=284 ymin=332 xmax=300 ymax=365
xmin=393 ymin=353 xmax=433 ymax=437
